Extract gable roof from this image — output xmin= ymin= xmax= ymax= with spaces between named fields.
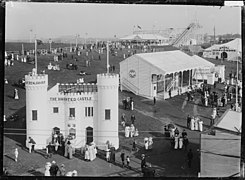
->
xmin=204 ymin=38 xmax=241 ymax=52
xmin=214 ymin=109 xmax=242 ymax=133
xmin=133 ymin=50 xmax=215 ymax=74
xmin=120 ymin=34 xmax=168 ymax=41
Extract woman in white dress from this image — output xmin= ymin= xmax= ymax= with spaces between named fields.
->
xmin=148 ymin=137 xmax=153 ymax=150
xmin=106 ymin=148 xmax=110 ymax=162
xmin=130 ymin=124 xmax=135 ymax=138
xmin=174 ymin=134 xmax=179 ymax=150
xmin=194 ymin=117 xmax=199 ymax=131
xmin=144 ymin=137 xmax=149 ymax=150
xmin=190 ymin=117 xmax=195 ymax=131
xmin=44 ymin=162 xmax=51 ymax=176
xmin=84 ymin=145 xmax=90 ymax=161
xmin=179 ymin=136 xmax=183 ymax=149
xmin=199 ymin=120 xmax=203 ymax=132
xmin=125 ymin=126 xmax=130 ymax=138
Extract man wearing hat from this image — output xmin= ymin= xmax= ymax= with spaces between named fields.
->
xmin=49 ymin=161 xmax=59 ymax=176
xmin=141 ymin=154 xmax=147 ymax=172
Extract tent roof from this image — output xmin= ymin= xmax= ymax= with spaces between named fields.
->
xmin=214 ymin=109 xmax=242 ymax=133
xmin=192 ymin=55 xmax=215 ymax=66
xmin=120 ymin=33 xmax=168 ymax=41
xmin=134 ymin=50 xmax=215 ymax=74
xmin=204 ymin=38 xmax=241 ymax=52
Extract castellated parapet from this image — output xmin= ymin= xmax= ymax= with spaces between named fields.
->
xmin=97 ymin=73 xmax=119 ymax=88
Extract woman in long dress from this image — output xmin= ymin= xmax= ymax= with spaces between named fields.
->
xmin=194 ymin=117 xmax=199 ymax=131
xmin=190 ymin=117 xmax=195 ymax=130
xmin=179 ymin=136 xmax=183 ymax=149
xmin=106 ymin=148 xmax=110 ymax=162
xmin=144 ymin=137 xmax=149 ymax=150
xmin=125 ymin=126 xmax=130 ymax=138
xmin=84 ymin=145 xmax=90 ymax=161
xmin=199 ymin=120 xmax=203 ymax=132
xmin=174 ymin=134 xmax=179 ymax=150
xmin=44 ymin=162 xmax=51 ymax=176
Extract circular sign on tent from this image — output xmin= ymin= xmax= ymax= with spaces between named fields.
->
xmin=129 ymin=70 xmax=136 ymax=78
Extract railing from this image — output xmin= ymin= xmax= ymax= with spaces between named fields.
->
xmin=166 ymin=78 xmax=176 ymax=92
xmin=171 ymin=23 xmax=196 ymax=46
xmin=122 ymin=78 xmax=139 ymax=95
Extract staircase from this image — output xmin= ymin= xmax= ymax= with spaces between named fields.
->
xmin=171 ymin=23 xmax=200 ymax=47
xmin=166 ymin=78 xmax=176 ymax=92
xmin=121 ymin=78 xmax=139 ymax=95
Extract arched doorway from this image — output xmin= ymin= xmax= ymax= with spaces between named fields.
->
xmin=221 ymin=52 xmax=228 ymax=59
xmin=86 ymin=127 xmax=93 ymax=144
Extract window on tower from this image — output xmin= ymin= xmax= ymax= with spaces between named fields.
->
xmin=69 ymin=108 xmax=75 ymax=119
xmin=85 ymin=107 xmax=93 ymax=117
xmin=53 ymin=107 xmax=59 ymax=113
xmin=32 ymin=110 xmax=37 ymax=121
xmin=105 ymin=109 xmax=111 ymax=120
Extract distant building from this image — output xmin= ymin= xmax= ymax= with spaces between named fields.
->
xmin=199 ymin=109 xmax=242 ymax=177
xmin=203 ymin=38 xmax=241 ymax=62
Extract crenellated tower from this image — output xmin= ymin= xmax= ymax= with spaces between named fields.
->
xmin=94 ymin=73 xmax=119 ymax=150
xmin=25 ymin=69 xmax=49 ymax=149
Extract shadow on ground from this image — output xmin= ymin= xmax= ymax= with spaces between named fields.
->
xmin=4 ymin=106 xmax=26 ymax=146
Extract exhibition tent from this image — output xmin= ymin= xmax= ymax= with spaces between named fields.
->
xmin=136 ymin=50 xmax=214 ymax=75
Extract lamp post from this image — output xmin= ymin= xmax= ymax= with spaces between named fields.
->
xmin=29 ymin=29 xmax=32 ymax=43
xmin=85 ymin=33 xmax=88 ymax=49
xmin=49 ymin=38 xmax=52 ymax=52
xmin=75 ymin=34 xmax=80 ymax=48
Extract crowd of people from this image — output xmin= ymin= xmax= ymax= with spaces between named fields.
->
xmin=121 ymin=113 xmax=139 ymax=138
xmin=122 ymin=97 xmax=134 ymax=110
xmin=169 ymin=128 xmax=189 ymax=151
xmin=44 ymin=161 xmax=78 ymax=176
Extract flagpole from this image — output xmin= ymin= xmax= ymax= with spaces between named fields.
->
xmin=35 ymin=39 xmax=37 ymax=72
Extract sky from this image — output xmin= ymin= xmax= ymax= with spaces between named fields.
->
xmin=5 ymin=2 xmax=241 ymax=41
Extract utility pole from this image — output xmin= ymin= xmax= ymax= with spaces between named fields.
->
xmin=240 ymin=5 xmax=245 ymax=178
xmin=29 ymin=29 xmax=32 ymax=43
xmin=49 ymin=38 xmax=52 ymax=52
xmin=213 ymin=26 xmax=216 ymax=44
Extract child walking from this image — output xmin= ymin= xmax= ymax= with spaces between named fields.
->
xmin=14 ymin=148 xmax=18 ymax=162
xmin=126 ymin=156 xmax=130 ymax=168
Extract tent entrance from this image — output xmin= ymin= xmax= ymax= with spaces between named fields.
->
xmin=157 ymin=81 xmax=165 ymax=93
xmin=221 ymin=52 xmax=228 ymax=59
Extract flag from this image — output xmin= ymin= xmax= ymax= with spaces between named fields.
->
xmin=137 ymin=25 xmax=142 ymax=29
xmin=36 ymin=39 xmax=43 ymax=45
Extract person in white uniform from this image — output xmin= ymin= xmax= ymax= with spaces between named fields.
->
xmin=125 ymin=126 xmax=130 ymax=138
xmin=179 ymin=136 xmax=183 ymax=149
xmin=174 ymin=134 xmax=179 ymax=150
xmin=144 ymin=137 xmax=149 ymax=150
xmin=194 ymin=117 xmax=199 ymax=131
xmin=190 ymin=117 xmax=195 ymax=131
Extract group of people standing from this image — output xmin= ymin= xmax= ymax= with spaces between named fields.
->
xmin=121 ymin=113 xmax=139 ymax=138
xmin=83 ymin=142 xmax=97 ymax=162
xmin=44 ymin=161 xmax=77 ymax=176
xmin=122 ymin=97 xmax=134 ymax=110
xmin=170 ymin=129 xmax=189 ymax=150
xmin=186 ymin=115 xmax=204 ymax=131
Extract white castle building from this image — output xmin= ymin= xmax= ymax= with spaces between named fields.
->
xmin=25 ymin=69 xmax=119 ymax=150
